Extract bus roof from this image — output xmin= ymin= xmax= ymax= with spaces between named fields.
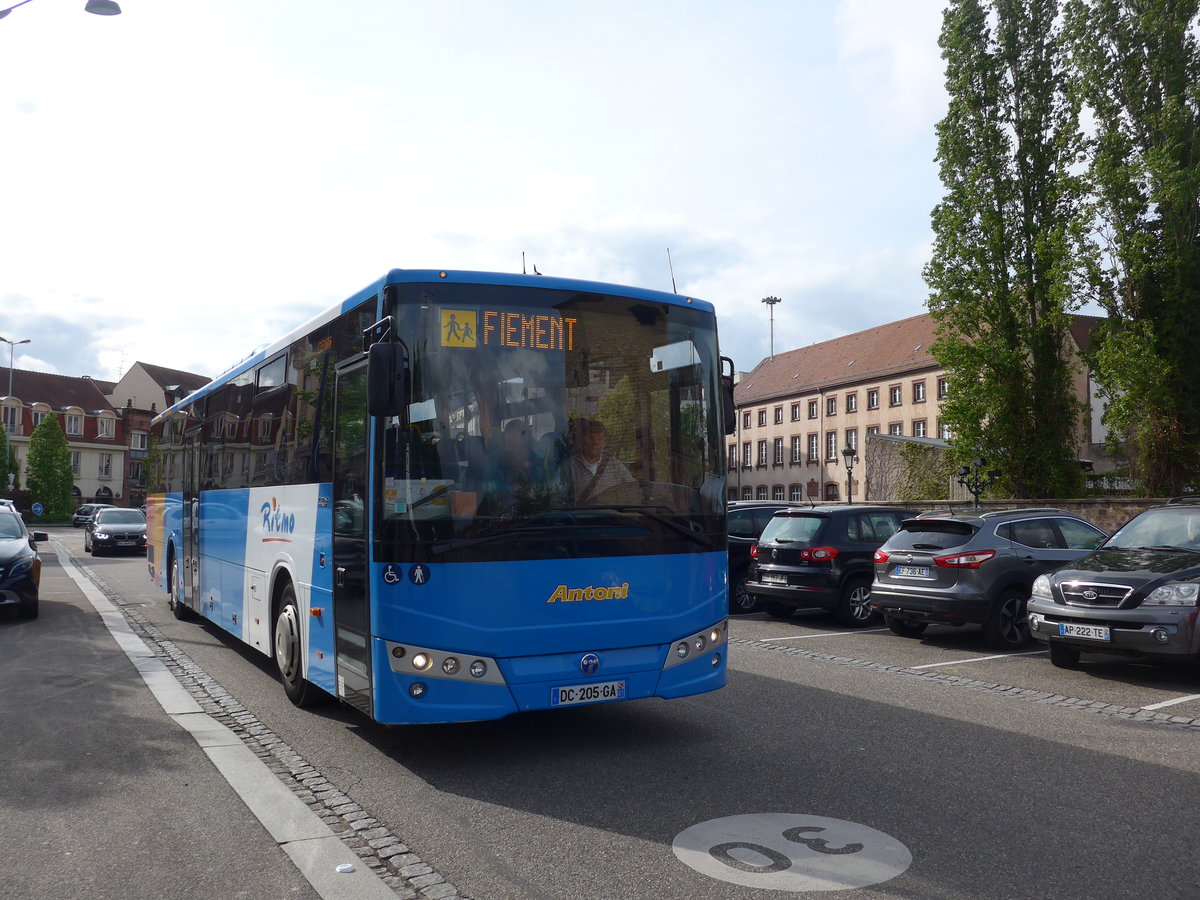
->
xmin=153 ymin=269 xmax=714 ymax=424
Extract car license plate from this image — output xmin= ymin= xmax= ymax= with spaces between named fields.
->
xmin=894 ymin=566 xmax=929 ymax=578
xmin=551 ymin=680 xmax=626 ymax=707
xmin=1059 ymin=622 xmax=1110 ymax=642
xmin=761 ymin=573 xmax=788 ymax=584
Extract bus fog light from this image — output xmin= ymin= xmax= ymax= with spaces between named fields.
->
xmin=675 ymin=641 xmax=690 ymax=659
xmin=1152 ymin=628 xmax=1170 ymax=644
xmin=711 ymin=653 xmax=721 ymax=667
xmin=693 ymin=636 xmax=707 ymax=652
xmin=709 ymin=628 xmax=722 ymax=644
xmin=412 ymin=652 xmax=432 ymax=671
xmin=391 ymin=646 xmax=407 ymax=659
xmin=442 ymin=656 xmax=460 ymax=675
xmin=409 ymin=682 xmax=427 ymax=698
xmin=469 ymin=660 xmax=488 ymax=678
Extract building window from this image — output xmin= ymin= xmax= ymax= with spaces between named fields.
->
xmin=757 ymin=409 xmax=767 ymax=427
xmin=867 ymin=389 xmax=879 ymax=410
xmin=98 ymin=453 xmax=112 ymax=478
xmin=789 ymin=484 xmax=802 ymax=501
xmin=129 ymin=460 xmax=144 ymax=486
xmin=31 ymin=410 xmax=46 ymax=428
xmin=913 ymin=419 xmax=928 ymax=437
xmin=808 ymin=433 xmax=819 ymax=462
xmin=889 ymin=423 xmax=904 ymax=436
xmin=826 ymin=396 xmax=837 ymax=416
xmin=913 ymin=381 xmax=926 ymax=403
xmin=868 ymin=425 xmax=881 ymax=435
xmin=826 ymin=431 xmax=838 ymax=460
xmin=773 ymin=485 xmax=784 ymax=501
xmin=1 ymin=404 xmax=18 ymax=434
xmin=132 ymin=430 xmax=148 ymax=451
xmin=743 ymin=411 xmax=751 ymax=430
xmin=846 ymin=428 xmax=858 ymax=453
xmin=937 ymin=377 xmax=948 ymax=399
xmin=773 ymin=438 xmax=784 ymax=465
xmin=742 ymin=442 xmax=752 ymax=468
xmin=808 ymin=400 xmax=818 ymax=419
xmin=98 ymin=416 xmax=115 ymax=439
xmin=940 ymin=420 xmax=953 ymax=440
xmin=791 ymin=403 xmax=801 ymax=421
xmin=66 ymin=414 xmax=82 ymax=435
xmin=889 ymin=386 xmax=903 ymax=407
xmin=791 ymin=436 xmax=803 ymax=463
xmin=728 ymin=444 xmax=738 ymax=470
xmin=757 ymin=440 xmax=768 ymax=466
xmin=742 ymin=486 xmax=753 ymax=500
xmin=825 ymin=483 xmax=839 ymax=501
xmin=757 ymin=486 xmax=768 ymax=500
xmin=774 ymin=407 xmax=783 ymax=425
xmin=846 ymin=393 xmax=857 ymax=413
xmin=71 ymin=451 xmax=80 ymax=476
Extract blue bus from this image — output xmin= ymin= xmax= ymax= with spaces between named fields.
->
xmin=147 ymin=269 xmax=734 ymax=724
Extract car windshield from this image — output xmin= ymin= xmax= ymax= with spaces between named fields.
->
xmin=759 ymin=514 xmax=825 ymax=544
xmin=98 ymin=510 xmax=145 ymax=525
xmin=1106 ymin=508 xmax=1200 ymax=551
xmin=0 ymin=515 xmax=24 ymax=539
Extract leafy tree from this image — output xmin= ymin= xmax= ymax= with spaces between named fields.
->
xmin=0 ymin=427 xmax=16 ymax=493
xmin=897 ymin=442 xmax=957 ymax=502
xmin=925 ymin=0 xmax=1087 ymax=499
xmin=1065 ymin=0 xmax=1200 ymax=495
xmin=26 ymin=414 xmax=74 ymax=520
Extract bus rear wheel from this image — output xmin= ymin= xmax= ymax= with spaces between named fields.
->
xmin=274 ymin=585 xmax=323 ymax=708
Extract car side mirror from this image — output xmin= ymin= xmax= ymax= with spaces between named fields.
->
xmin=31 ymin=531 xmax=49 ymax=543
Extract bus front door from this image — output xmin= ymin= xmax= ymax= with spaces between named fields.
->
xmin=332 ymin=359 xmax=373 ymax=716
xmin=182 ymin=425 xmax=201 ymax=615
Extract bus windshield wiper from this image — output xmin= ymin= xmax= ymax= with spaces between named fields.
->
xmin=572 ymin=505 xmax=713 ymax=548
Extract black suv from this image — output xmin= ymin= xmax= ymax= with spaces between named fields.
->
xmin=1028 ymin=498 xmax=1200 ymax=668
xmin=871 ymin=508 xmax=1107 ymax=649
xmin=746 ymin=505 xmax=918 ymax=626
xmin=727 ymin=501 xmax=796 ymax=614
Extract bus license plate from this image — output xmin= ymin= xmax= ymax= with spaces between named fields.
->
xmin=551 ymin=680 xmax=626 ymax=707
xmin=894 ymin=566 xmax=929 ymax=578
xmin=1059 ymin=622 xmax=1110 ymax=642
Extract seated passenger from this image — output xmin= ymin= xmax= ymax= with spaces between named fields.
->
xmin=562 ymin=418 xmax=636 ymax=504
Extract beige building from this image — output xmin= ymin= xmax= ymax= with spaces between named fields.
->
xmin=730 ymin=313 xmax=1108 ymax=503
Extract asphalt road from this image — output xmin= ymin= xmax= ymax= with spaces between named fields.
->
xmin=23 ymin=528 xmax=1200 ymax=899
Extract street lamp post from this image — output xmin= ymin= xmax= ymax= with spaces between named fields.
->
xmin=956 ymin=457 xmax=1001 ymax=509
xmin=842 ymin=443 xmax=856 ymax=505
xmin=0 ymin=336 xmax=30 ymax=400
xmin=0 ymin=0 xmax=121 ymax=19
xmin=761 ymin=296 xmax=781 ymax=359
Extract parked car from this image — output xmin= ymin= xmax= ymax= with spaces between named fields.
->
xmin=0 ymin=499 xmax=19 ymax=518
xmin=1028 ymin=498 xmax=1200 ymax=669
xmin=72 ymin=503 xmax=116 ymax=528
xmin=746 ymin=505 xmax=919 ymax=626
xmin=727 ymin=501 xmax=797 ymax=614
xmin=0 ymin=510 xmax=48 ymax=619
xmin=871 ymin=508 xmax=1107 ymax=649
xmin=84 ymin=507 xmax=148 ymax=556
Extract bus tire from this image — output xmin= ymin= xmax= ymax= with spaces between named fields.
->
xmin=169 ymin=553 xmax=191 ymax=620
xmin=274 ymin=584 xmax=322 ymax=708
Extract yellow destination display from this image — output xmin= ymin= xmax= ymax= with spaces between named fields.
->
xmin=441 ymin=308 xmax=577 ymax=351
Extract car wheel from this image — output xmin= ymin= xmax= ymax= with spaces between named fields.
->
xmin=835 ymin=578 xmax=877 ymax=627
xmin=18 ymin=597 xmax=38 ymax=619
xmin=729 ymin=575 xmax=761 ymax=615
xmin=763 ymin=601 xmax=794 ymax=619
xmin=982 ymin=589 xmax=1031 ymax=649
xmin=1049 ymin=642 xmax=1081 ymax=669
xmin=274 ymin=584 xmax=324 ymax=708
xmin=884 ymin=613 xmax=928 ymax=638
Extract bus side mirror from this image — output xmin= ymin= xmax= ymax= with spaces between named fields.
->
xmin=367 ymin=342 xmax=410 ymax=422
xmin=720 ymin=355 xmax=736 ymax=435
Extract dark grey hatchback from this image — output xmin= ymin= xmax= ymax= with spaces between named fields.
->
xmin=745 ymin=505 xmax=918 ymax=626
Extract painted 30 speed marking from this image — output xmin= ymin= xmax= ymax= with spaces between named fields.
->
xmin=673 ymin=813 xmax=912 ymax=891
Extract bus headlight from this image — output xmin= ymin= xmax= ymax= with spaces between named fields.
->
xmin=411 ymin=652 xmax=432 ymax=671
xmin=441 ymin=657 xmax=460 ymax=675
xmin=469 ymin=660 xmax=488 ymax=678
xmin=675 ymin=641 xmax=690 ymax=659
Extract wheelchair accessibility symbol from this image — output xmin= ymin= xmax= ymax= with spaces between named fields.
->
xmin=382 ymin=565 xmax=400 ymax=585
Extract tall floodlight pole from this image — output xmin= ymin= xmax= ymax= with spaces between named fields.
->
xmin=762 ymin=296 xmax=781 ymax=359
xmin=1 ymin=337 xmax=30 ymax=400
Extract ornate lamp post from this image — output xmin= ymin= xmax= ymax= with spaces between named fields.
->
xmin=956 ymin=458 xmax=1001 ymax=509
xmin=842 ymin=443 xmax=856 ymax=505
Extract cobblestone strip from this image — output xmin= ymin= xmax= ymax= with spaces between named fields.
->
xmin=83 ymin=567 xmax=472 ymax=900
xmin=732 ymin=637 xmax=1200 ymax=731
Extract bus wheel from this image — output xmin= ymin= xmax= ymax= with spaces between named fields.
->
xmin=274 ymin=585 xmax=321 ymax=707
xmin=169 ymin=557 xmax=190 ymax=620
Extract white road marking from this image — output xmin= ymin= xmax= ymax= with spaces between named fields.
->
xmin=1141 ymin=693 xmax=1200 ymax=711
xmin=910 ymin=650 xmax=1046 ymax=669
xmin=768 ymin=628 xmax=891 ymax=640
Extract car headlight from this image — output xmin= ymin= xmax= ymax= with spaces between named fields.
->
xmin=1143 ymin=582 xmax=1200 ymax=607
xmin=9 ymin=557 xmax=33 ymax=578
xmin=94 ymin=531 xmax=109 ymax=539
xmin=1031 ymin=574 xmax=1053 ymax=600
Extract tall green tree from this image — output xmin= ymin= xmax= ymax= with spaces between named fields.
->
xmin=0 ymin=427 xmax=15 ymax=493
xmin=925 ymin=0 xmax=1088 ymax=499
xmin=26 ymin=414 xmax=74 ymax=520
xmin=1065 ymin=0 xmax=1200 ymax=495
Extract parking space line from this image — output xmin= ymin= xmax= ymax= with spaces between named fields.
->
xmin=910 ymin=650 xmax=1046 ymax=669
xmin=768 ymin=628 xmax=891 ymax=640
xmin=1141 ymin=693 xmax=1200 ymax=711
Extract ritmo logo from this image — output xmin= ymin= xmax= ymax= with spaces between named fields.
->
xmin=261 ymin=497 xmax=296 ymax=542
xmin=546 ymin=583 xmax=629 ymax=603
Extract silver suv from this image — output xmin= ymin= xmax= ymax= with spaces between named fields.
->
xmin=871 ymin=508 xmax=1107 ymax=649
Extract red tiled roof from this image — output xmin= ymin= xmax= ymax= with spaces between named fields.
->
xmin=138 ymin=361 xmax=210 ymax=393
xmin=5 ymin=370 xmax=115 ymax=412
xmin=735 ymin=313 xmax=940 ymax=405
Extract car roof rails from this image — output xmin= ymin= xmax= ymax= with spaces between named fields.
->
xmin=1166 ymin=495 xmax=1200 ymax=505
xmin=978 ymin=507 xmax=1068 ymax=518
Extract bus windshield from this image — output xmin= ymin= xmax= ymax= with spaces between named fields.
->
xmin=375 ymin=283 xmax=726 ymax=563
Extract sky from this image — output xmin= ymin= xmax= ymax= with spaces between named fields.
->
xmin=0 ymin=0 xmax=948 ymax=386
